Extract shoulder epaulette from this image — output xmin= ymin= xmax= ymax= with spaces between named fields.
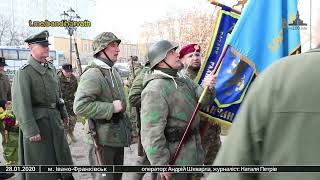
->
xmin=20 ymin=63 xmax=30 ymax=70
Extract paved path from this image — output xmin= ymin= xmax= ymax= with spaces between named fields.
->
xmin=1 ymin=123 xmax=225 ymax=179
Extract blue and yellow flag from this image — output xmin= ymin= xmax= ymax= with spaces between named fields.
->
xmin=197 ymin=0 xmax=301 ymax=124
xmin=228 ymin=0 xmax=301 ymax=73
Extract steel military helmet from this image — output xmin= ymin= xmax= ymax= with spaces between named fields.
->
xmin=92 ymin=32 xmax=121 ymax=57
xmin=148 ymin=40 xmax=178 ymax=69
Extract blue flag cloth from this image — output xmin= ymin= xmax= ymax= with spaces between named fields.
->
xmin=196 ymin=9 xmax=241 ymax=124
xmin=197 ymin=0 xmax=300 ymax=124
xmin=228 ymin=0 xmax=301 ymax=73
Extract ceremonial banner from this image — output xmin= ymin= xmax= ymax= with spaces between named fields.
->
xmin=197 ymin=0 xmax=300 ymax=124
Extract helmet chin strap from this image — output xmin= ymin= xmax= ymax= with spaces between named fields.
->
xmin=163 ymin=60 xmax=174 ymax=69
xmin=103 ymin=51 xmax=112 ymax=61
xmin=100 ymin=50 xmax=114 ymax=67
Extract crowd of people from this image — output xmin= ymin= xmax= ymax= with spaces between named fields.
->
xmin=0 ymin=29 xmax=319 ymax=180
xmin=0 ymin=30 xmax=220 ymax=180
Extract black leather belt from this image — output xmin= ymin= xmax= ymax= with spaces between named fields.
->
xmin=33 ymin=103 xmax=57 ymax=109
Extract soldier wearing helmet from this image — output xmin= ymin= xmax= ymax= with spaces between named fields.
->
xmin=73 ymin=32 xmax=131 ymax=180
xmin=140 ymin=40 xmax=217 ymax=180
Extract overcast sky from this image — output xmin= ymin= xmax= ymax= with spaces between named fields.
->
xmin=96 ymin=0 xmax=220 ymax=42
xmin=95 ymin=0 xmax=319 ymax=49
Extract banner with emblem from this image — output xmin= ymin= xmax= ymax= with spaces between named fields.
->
xmin=196 ymin=0 xmax=300 ymax=124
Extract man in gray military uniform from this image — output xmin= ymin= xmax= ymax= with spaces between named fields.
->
xmin=11 ymin=30 xmax=74 ymax=180
xmin=73 ymin=32 xmax=131 ymax=180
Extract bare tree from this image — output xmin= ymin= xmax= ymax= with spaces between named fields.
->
xmin=0 ymin=15 xmax=10 ymax=45
xmin=6 ymin=24 xmax=31 ymax=46
xmin=0 ymin=14 xmax=31 ymax=46
xmin=7 ymin=28 xmax=19 ymax=46
xmin=138 ymin=8 xmax=217 ymax=56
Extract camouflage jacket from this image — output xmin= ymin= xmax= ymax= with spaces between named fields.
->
xmin=127 ymin=63 xmax=143 ymax=88
xmin=57 ymin=71 xmax=78 ymax=116
xmin=140 ymin=70 xmax=216 ymax=165
xmin=128 ymin=66 xmax=151 ymax=108
xmin=0 ymin=73 xmax=11 ymax=101
xmin=73 ymin=58 xmax=131 ymax=147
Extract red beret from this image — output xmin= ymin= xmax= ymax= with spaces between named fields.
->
xmin=179 ymin=43 xmax=201 ymax=58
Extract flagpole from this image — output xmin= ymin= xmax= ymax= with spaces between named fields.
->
xmin=198 ymin=45 xmax=229 ymax=138
xmin=209 ymin=0 xmax=241 ymax=15
xmin=164 ymin=2 xmax=240 ymax=179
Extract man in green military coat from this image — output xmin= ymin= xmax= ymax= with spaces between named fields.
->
xmin=128 ymin=60 xmax=151 ymax=109
xmin=0 ymin=57 xmax=11 ymax=101
xmin=0 ymin=57 xmax=15 ymax=179
xmin=125 ymin=55 xmax=143 ymax=88
xmin=208 ymin=48 xmax=320 ymax=180
xmin=141 ymin=40 xmax=217 ymax=180
xmin=179 ymin=43 xmax=221 ymax=166
xmin=73 ymin=32 xmax=131 ymax=180
xmin=0 ymin=59 xmax=19 ymax=165
xmin=11 ymin=30 xmax=74 ymax=180
xmin=0 ymin=57 xmax=12 ymax=149
xmin=128 ymin=61 xmax=157 ymax=180
xmin=124 ymin=55 xmax=143 ymax=144
xmin=58 ymin=63 xmax=78 ymax=143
